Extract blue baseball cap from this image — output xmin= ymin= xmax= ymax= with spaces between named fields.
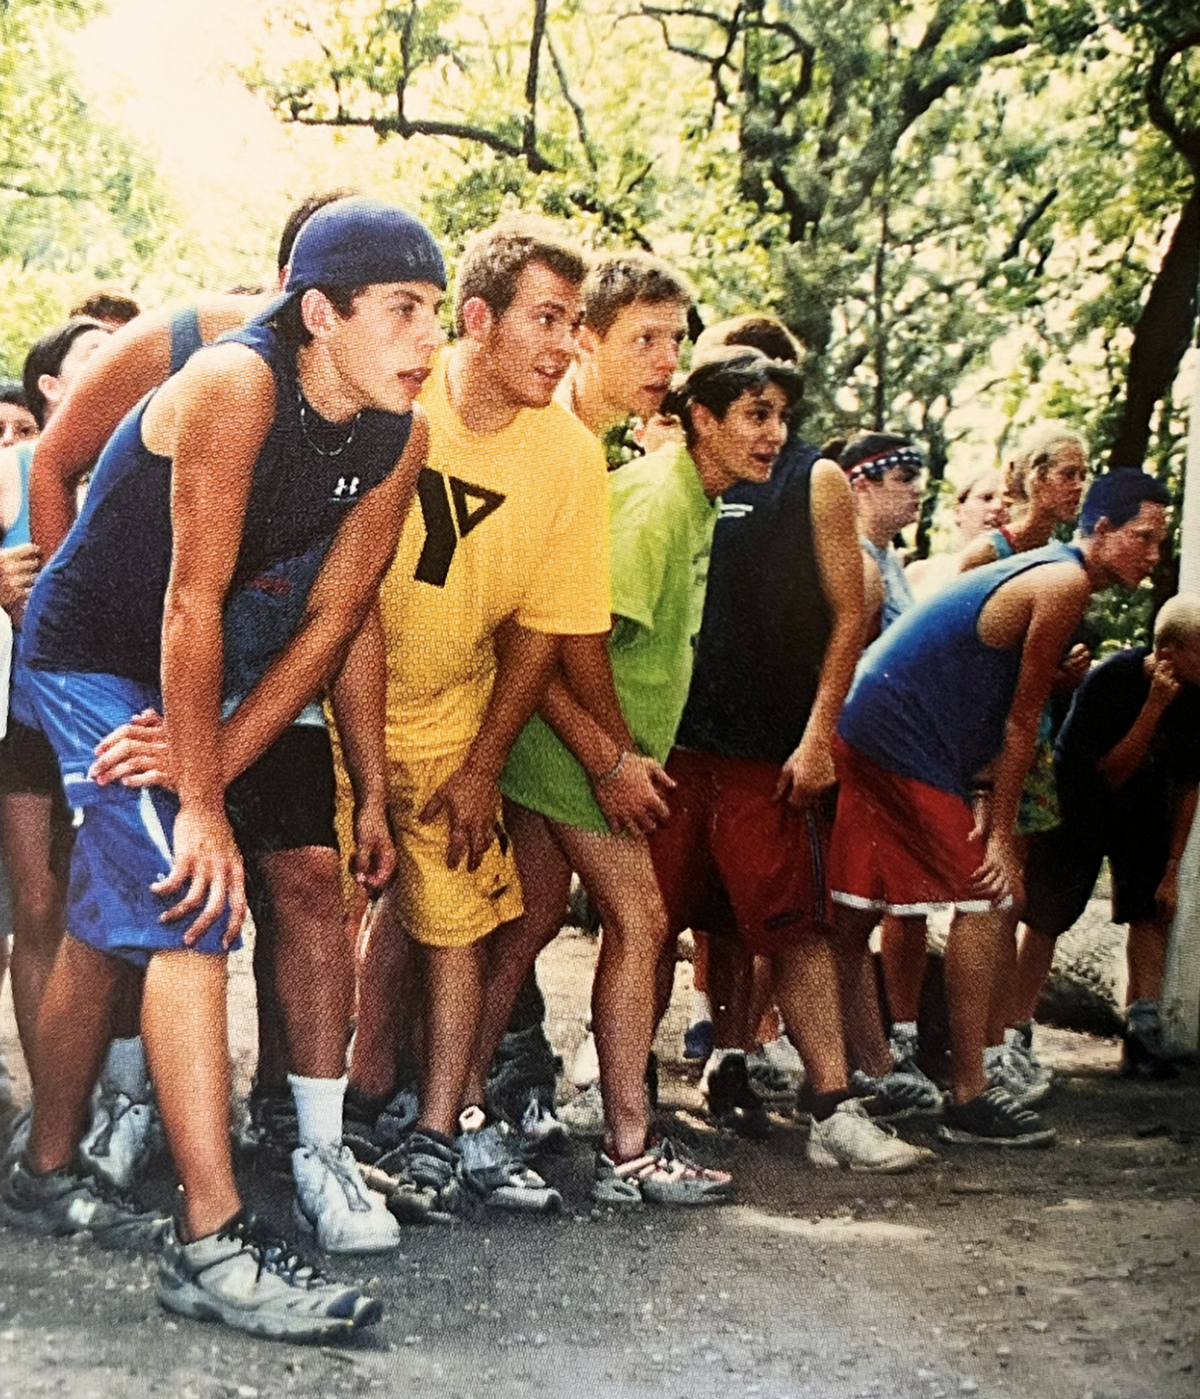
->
xmin=256 ymin=196 xmax=446 ymax=322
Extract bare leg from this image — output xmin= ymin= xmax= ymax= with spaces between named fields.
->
xmin=1126 ymin=919 xmax=1168 ymax=1006
xmin=985 ymin=908 xmax=1020 ymax=1046
xmin=246 ymin=869 xmax=288 ymax=1089
xmin=751 ymin=958 xmax=780 ymax=1046
xmin=2 ymin=793 xmax=67 ymax=1069
xmin=772 ymin=931 xmax=848 ymax=1095
xmin=350 ymin=886 xmax=416 ymax=1099
xmin=141 ymin=949 xmax=241 ymax=1240
xmin=258 ymin=847 xmax=354 ymax=1079
xmin=944 ymin=909 xmax=1009 ymax=1104
xmin=707 ymin=933 xmax=756 ymax=1051
xmin=879 ymin=914 xmax=928 ymax=1026
xmin=419 ymin=942 xmax=484 ymax=1138
xmin=26 ymin=936 xmax=126 ymax=1173
xmin=1010 ymin=924 xmax=1057 ymax=1026
xmin=557 ymin=826 xmax=669 ymax=1165
xmin=463 ymin=804 xmax=571 ymax=1109
xmin=831 ymin=902 xmax=891 ymax=1077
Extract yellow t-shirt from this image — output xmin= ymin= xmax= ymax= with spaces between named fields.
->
xmin=380 ymin=348 xmax=611 ymax=759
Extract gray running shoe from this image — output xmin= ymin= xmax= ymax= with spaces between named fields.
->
xmin=1004 ymin=1026 xmax=1054 ymax=1096
xmin=457 ymin=1110 xmax=562 ymax=1215
xmin=2 ymin=1104 xmax=31 ymax=1170
xmin=81 ymin=1088 xmax=157 ymax=1189
xmin=558 ymin=1082 xmax=606 ymax=1137
xmin=156 ymin=1214 xmax=381 ymax=1341
xmin=291 ymin=1142 xmax=401 ymax=1254
xmin=849 ymin=1065 xmax=943 ymax=1120
xmin=984 ymin=1045 xmax=1049 ymax=1108
xmin=373 ymin=1128 xmax=462 ymax=1221
xmin=0 ymin=1154 xmax=165 ymax=1247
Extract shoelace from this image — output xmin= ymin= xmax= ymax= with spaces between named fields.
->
xmin=312 ymin=1144 xmax=372 ymax=1215
xmin=218 ymin=1214 xmax=324 ymax=1288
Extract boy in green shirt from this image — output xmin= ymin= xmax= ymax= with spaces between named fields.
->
xmin=470 ymin=348 xmax=801 ymax=1201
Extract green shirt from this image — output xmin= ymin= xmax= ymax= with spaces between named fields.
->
xmin=501 ymin=441 xmax=719 ymax=831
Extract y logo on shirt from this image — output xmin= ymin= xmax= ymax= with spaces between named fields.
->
xmin=414 ymin=468 xmax=506 ymax=587
xmin=332 ymin=475 xmax=360 ymax=501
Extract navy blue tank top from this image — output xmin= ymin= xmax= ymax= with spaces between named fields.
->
xmin=838 ymin=542 xmax=1081 ymax=799
xmin=23 ymin=322 xmax=412 ymax=685
xmin=675 ymin=438 xmax=833 ymax=763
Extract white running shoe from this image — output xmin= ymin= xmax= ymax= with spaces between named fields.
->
xmin=291 ymin=1142 xmax=401 ymax=1254
xmin=157 ymin=1214 xmax=382 ymax=1341
xmin=807 ymin=1098 xmax=935 ymax=1173
xmin=558 ymin=1082 xmax=606 ymax=1137
xmin=570 ymin=1030 xmax=600 ymax=1089
xmin=80 ymin=1089 xmax=155 ymax=1189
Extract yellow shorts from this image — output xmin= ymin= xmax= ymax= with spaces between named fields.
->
xmin=387 ymin=749 xmax=524 ymax=948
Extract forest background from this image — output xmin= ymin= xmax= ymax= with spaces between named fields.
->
xmin=1 ymin=0 xmax=1197 ymax=642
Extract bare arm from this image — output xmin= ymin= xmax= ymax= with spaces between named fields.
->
xmin=154 ymin=345 xmax=274 ymax=942
xmin=1158 ymin=783 xmax=1198 ymax=921
xmin=559 ymin=632 xmax=637 ymax=752
xmin=329 ymin=602 xmax=395 ymax=895
xmin=778 ymin=461 xmax=864 ymax=806
xmin=421 ymin=622 xmax=559 ymax=870
xmin=973 ymin=564 xmax=1091 ymax=902
xmin=30 ymin=313 xmax=174 ymax=555
xmin=1096 ymin=657 xmax=1180 ymax=792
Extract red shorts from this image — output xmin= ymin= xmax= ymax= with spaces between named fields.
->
xmin=828 ymin=737 xmax=1000 ymax=914
xmin=649 ymin=749 xmax=831 ymax=957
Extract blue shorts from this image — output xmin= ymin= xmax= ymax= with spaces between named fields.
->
xmin=11 ymin=665 xmax=239 ymax=967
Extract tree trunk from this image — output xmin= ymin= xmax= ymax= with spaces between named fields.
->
xmin=1108 ymin=181 xmax=1200 ymax=470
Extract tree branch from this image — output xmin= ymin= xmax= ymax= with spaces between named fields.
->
xmin=285 ymin=109 xmax=557 ymax=171
xmin=548 ymin=33 xmax=598 ymax=171
xmin=1000 ymin=188 xmax=1058 ymax=261
xmin=0 ymin=179 xmax=89 ymax=201
xmin=524 ymin=0 xmax=550 ymax=160
xmin=1145 ymin=26 xmax=1200 ymax=175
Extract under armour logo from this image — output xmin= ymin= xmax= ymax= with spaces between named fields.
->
xmin=414 ymin=469 xmax=507 ymax=587
xmin=333 ymin=475 xmax=360 ymax=499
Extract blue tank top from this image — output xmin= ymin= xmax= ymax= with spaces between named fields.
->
xmin=838 ymin=542 xmax=1082 ymax=799
xmin=22 ymin=321 xmax=413 ymax=686
xmin=3 ymin=443 xmax=34 ymax=549
xmin=675 ymin=438 xmax=833 ymax=763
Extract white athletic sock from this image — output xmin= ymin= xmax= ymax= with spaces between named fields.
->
xmin=102 ymin=1036 xmax=149 ymax=1100
xmin=289 ymin=1073 xmax=347 ymax=1149
xmin=689 ymin=990 xmax=712 ymax=1023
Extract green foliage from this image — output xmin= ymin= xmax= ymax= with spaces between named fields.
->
xmin=0 ymin=0 xmax=175 ymax=375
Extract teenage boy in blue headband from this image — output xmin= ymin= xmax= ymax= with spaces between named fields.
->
xmin=1 ymin=197 xmax=445 ymax=1340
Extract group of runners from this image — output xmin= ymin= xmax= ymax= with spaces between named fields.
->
xmin=0 ymin=191 xmax=1193 ymax=1344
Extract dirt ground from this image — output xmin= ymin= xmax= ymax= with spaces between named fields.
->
xmin=1 ymin=921 xmax=1198 ymax=1399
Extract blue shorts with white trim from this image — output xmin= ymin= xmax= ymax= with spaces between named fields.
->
xmin=11 ymin=665 xmax=238 ymax=967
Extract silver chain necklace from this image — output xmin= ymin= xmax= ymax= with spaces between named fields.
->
xmin=296 ymin=381 xmax=361 ymax=459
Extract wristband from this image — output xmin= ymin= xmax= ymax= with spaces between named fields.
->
xmin=594 ymin=750 xmax=631 ymax=786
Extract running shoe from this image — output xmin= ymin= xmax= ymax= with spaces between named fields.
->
xmin=1122 ymin=1013 xmax=1179 ymax=1080
xmin=1 ymin=1154 xmax=166 ymax=1247
xmin=745 ymin=1047 xmax=798 ymax=1103
xmin=559 ymin=1082 xmax=606 ymax=1138
xmin=0 ymin=1047 xmax=13 ymax=1112
xmin=984 ymin=1045 xmax=1049 ymax=1108
xmin=2 ymin=1103 xmax=31 ymax=1170
xmin=237 ymin=1082 xmax=299 ymax=1171
xmin=1004 ymin=1025 xmax=1054 ymax=1096
xmin=456 ymin=1109 xmax=562 ymax=1215
xmin=156 ymin=1213 xmax=381 ymax=1341
xmin=80 ymin=1088 xmax=157 ymax=1189
xmin=702 ymin=1053 xmax=771 ymax=1140
xmin=849 ymin=1065 xmax=943 ymax=1120
xmin=938 ymin=1085 xmax=1056 ymax=1148
xmin=371 ymin=1085 xmax=421 ymax=1153
xmin=340 ymin=1087 xmax=386 ymax=1164
xmin=372 ymin=1128 xmax=462 ymax=1220
xmin=292 ymin=1142 xmax=401 ymax=1254
xmin=682 ymin=1019 xmax=714 ymax=1062
xmin=806 ymin=1098 xmax=935 ymax=1172
xmin=592 ymin=1138 xmax=734 ymax=1207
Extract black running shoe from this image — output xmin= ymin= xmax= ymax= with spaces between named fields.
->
xmin=1122 ymin=1019 xmax=1179 ymax=1080
xmin=938 ymin=1085 xmax=1056 ymax=1148
xmin=703 ymin=1055 xmax=771 ymax=1141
